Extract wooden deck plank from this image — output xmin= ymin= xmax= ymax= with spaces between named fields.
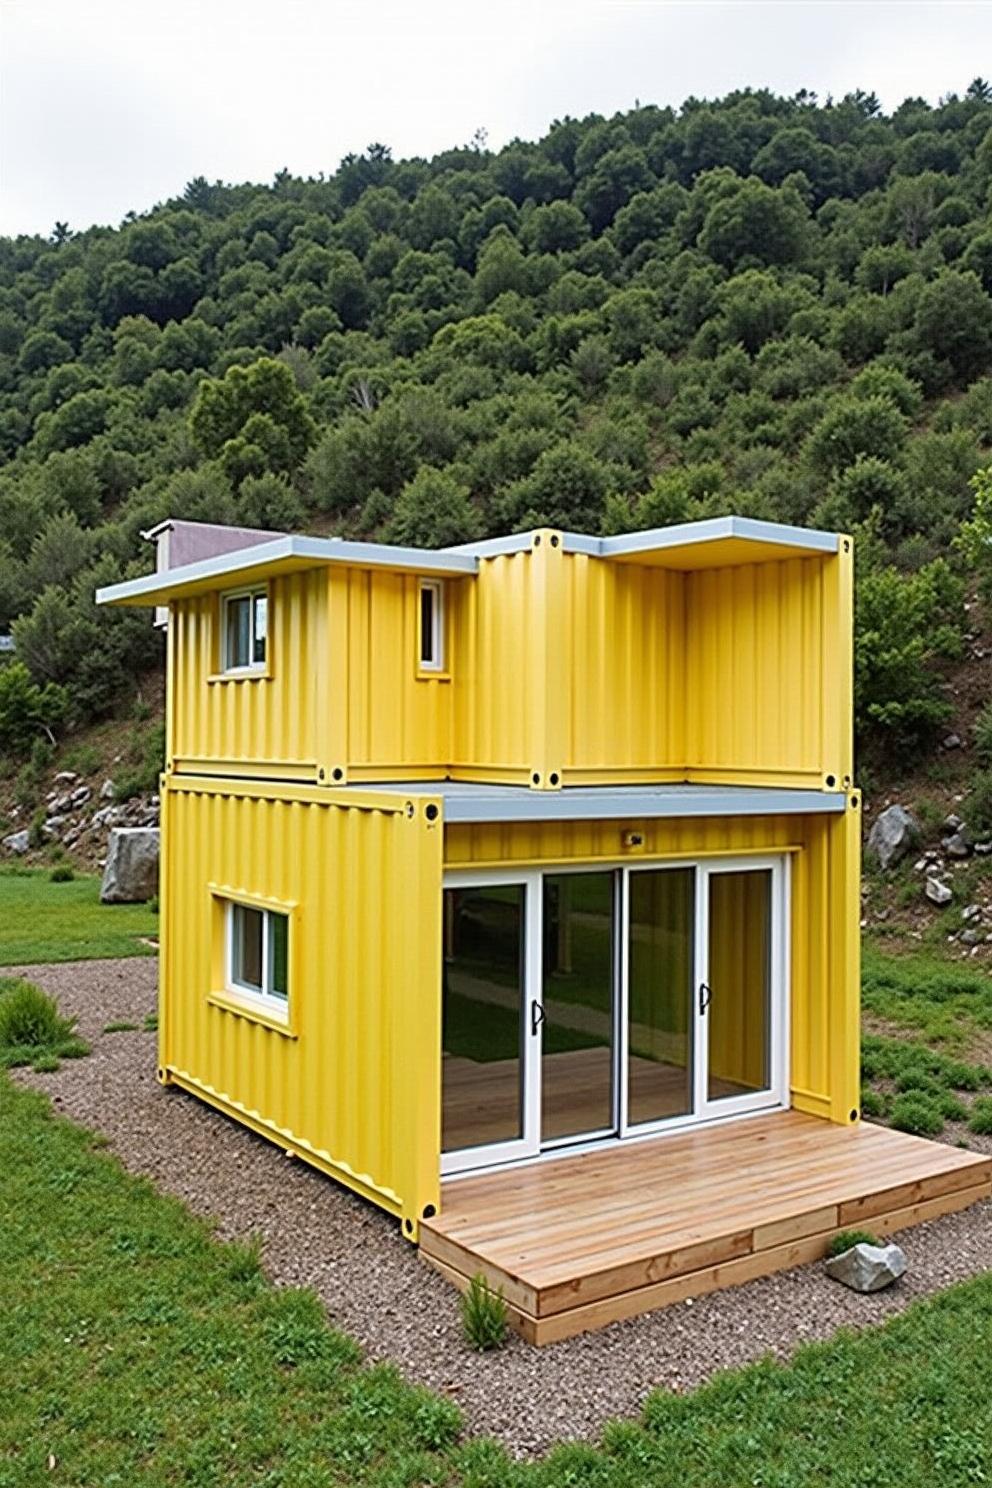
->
xmin=421 ymin=1112 xmax=992 ymax=1342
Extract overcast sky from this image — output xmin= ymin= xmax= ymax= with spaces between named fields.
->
xmin=2 ymin=0 xmax=991 ymax=238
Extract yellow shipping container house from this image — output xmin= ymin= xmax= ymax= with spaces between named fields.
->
xmin=98 ymin=516 xmax=992 ymax=1342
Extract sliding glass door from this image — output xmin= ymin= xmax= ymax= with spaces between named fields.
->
xmin=441 ymin=857 xmax=787 ymax=1172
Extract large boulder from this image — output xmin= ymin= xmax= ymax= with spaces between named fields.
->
xmin=100 ymin=827 xmax=159 ymax=904
xmin=866 ymin=805 xmax=919 ymax=870
xmin=2 ymin=829 xmax=29 ymax=855
xmin=825 ymin=1241 xmax=907 ymax=1293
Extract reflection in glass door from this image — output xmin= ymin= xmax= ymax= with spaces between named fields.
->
xmin=625 ymin=868 xmax=695 ymax=1127
xmin=441 ymin=882 xmax=538 ymax=1171
xmin=541 ymin=872 xmax=616 ymax=1144
xmin=702 ymin=867 xmax=776 ymax=1110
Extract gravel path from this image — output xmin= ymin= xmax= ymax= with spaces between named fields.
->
xmin=7 ymin=956 xmax=992 ymax=1458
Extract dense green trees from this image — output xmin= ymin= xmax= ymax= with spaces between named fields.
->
xmin=1 ymin=83 xmax=992 ymax=752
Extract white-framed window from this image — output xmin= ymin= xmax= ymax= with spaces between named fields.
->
xmin=227 ymin=900 xmax=289 ymax=1009
xmin=418 ymin=579 xmax=444 ymax=672
xmin=222 ymin=588 xmax=268 ymax=672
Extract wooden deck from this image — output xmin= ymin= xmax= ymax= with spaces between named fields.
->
xmin=420 ymin=1111 xmax=992 ymax=1344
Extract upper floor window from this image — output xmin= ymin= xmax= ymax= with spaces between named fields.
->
xmin=419 ymin=579 xmax=444 ymax=672
xmin=228 ymin=900 xmax=288 ymax=1011
xmin=223 ymin=588 xmax=267 ymax=672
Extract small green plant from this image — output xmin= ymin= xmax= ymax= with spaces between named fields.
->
xmin=143 ymin=1013 xmax=158 ymax=1032
xmin=460 ymin=1272 xmax=508 ymax=1351
xmin=0 ymin=977 xmax=89 ymax=1066
xmin=827 ymin=1229 xmax=880 ymax=1258
xmin=103 ymin=1020 xmax=139 ymax=1034
xmin=968 ymin=1096 xmax=992 ymax=1135
xmin=890 ymin=1091 xmax=944 ymax=1137
xmin=31 ymin=1053 xmax=60 ymax=1073
xmin=224 ymin=1232 xmax=265 ymax=1286
xmin=860 ymin=1085 xmax=888 ymax=1119
xmin=49 ymin=864 xmax=74 ymax=883
xmin=62 ymin=742 xmax=100 ymax=776
xmin=27 ymin=811 xmax=46 ymax=850
xmin=147 ymin=894 xmax=159 ymax=914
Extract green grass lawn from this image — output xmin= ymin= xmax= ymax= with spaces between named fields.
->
xmin=4 ymin=1069 xmax=992 ymax=1486
xmin=0 ymin=868 xmax=158 ymax=965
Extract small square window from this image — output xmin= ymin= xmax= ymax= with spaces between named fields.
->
xmin=419 ymin=580 xmax=444 ymax=671
xmin=222 ymin=588 xmax=267 ymax=672
xmin=228 ymin=901 xmax=289 ymax=1010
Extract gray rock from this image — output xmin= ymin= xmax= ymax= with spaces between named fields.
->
xmin=825 ymin=1241 xmax=907 ymax=1293
xmin=2 ymin=829 xmax=30 ymax=855
xmin=70 ymin=785 xmax=91 ymax=808
xmin=942 ymin=733 xmax=963 ymax=750
xmin=945 ymin=814 xmax=965 ymax=832
xmin=962 ymin=928 xmax=983 ymax=945
xmin=92 ymin=804 xmax=123 ymax=829
xmin=99 ymin=778 xmax=115 ymax=801
xmin=963 ymin=903 xmax=982 ymax=922
xmin=42 ymin=815 xmax=67 ymax=837
xmin=100 ymin=827 xmax=159 ymax=904
xmin=926 ymin=877 xmax=953 ymax=906
xmin=53 ymin=770 xmax=77 ymax=785
xmin=50 ymin=792 xmax=74 ymax=814
xmin=866 ymin=805 xmax=919 ymax=870
xmin=975 ymin=842 xmax=992 ymax=856
xmin=943 ymin=832 xmax=971 ymax=859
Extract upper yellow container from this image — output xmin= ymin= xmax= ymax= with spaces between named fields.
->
xmin=106 ymin=517 xmax=852 ymax=794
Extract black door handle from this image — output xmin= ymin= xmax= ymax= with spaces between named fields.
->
xmin=698 ymin=982 xmax=713 ymax=1014
xmin=531 ymin=1000 xmax=546 ymax=1036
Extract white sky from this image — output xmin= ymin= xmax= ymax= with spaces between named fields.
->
xmin=2 ymin=0 xmax=991 ymax=238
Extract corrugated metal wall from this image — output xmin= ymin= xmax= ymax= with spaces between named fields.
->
xmin=170 ymin=569 xmax=325 ymax=779
xmin=684 ymin=553 xmax=852 ymax=789
xmin=561 ymin=553 xmax=686 ymax=780
xmin=159 ymin=777 xmax=444 ymax=1233
xmin=342 ymin=568 xmax=454 ymax=778
xmin=444 ymin=799 xmax=861 ymax=1125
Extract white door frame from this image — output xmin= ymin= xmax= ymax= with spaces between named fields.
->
xmin=695 ymin=855 xmax=790 ymax=1121
xmin=441 ymin=855 xmax=790 ymax=1174
xmin=441 ymin=868 xmax=543 ymax=1175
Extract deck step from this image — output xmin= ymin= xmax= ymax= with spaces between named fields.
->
xmin=419 ymin=1113 xmax=992 ymax=1344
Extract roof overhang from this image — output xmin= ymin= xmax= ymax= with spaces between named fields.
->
xmin=560 ymin=517 xmax=840 ymax=571
xmin=96 ymin=534 xmax=479 ymax=607
xmin=352 ymin=781 xmax=847 ymax=825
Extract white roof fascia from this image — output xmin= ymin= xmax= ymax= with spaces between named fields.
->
xmin=560 ymin=516 xmax=839 ymax=560
xmin=97 ymin=534 xmax=478 ymax=606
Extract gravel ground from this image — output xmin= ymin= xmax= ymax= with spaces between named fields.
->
xmin=7 ymin=956 xmax=992 ymax=1458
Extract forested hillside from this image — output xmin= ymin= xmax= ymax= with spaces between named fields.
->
xmin=3 ymin=83 xmax=992 ymax=776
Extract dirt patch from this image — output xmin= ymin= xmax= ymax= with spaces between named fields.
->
xmin=7 ymin=956 xmax=992 ymax=1459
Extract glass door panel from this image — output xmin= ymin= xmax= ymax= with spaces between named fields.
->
xmin=626 ymin=868 xmax=695 ymax=1127
xmin=705 ymin=868 xmax=773 ymax=1105
xmin=541 ymin=872 xmax=616 ymax=1144
xmin=442 ymin=883 xmax=531 ymax=1160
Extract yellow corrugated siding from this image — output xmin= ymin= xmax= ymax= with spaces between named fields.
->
xmin=342 ymin=568 xmax=453 ymax=775
xmin=449 ymin=546 xmax=546 ymax=783
xmin=159 ymin=776 xmax=443 ymax=1233
xmin=444 ymin=802 xmax=861 ymax=1124
xmin=170 ymin=569 xmax=325 ymax=778
xmin=683 ymin=551 xmax=852 ymax=789
xmin=563 ymin=553 xmax=686 ymax=776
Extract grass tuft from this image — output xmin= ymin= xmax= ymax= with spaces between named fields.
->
xmin=827 ymin=1229 xmax=881 ymax=1258
xmin=889 ymin=1091 xmax=945 ymax=1137
xmin=460 ymin=1272 xmax=508 ymax=1352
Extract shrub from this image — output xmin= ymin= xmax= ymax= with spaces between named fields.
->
xmin=890 ymin=1092 xmax=944 ymax=1137
xmin=0 ymin=662 xmax=69 ymax=757
xmin=827 ymin=1229 xmax=880 ymax=1258
xmin=860 ymin=1086 xmax=888 ymax=1118
xmin=968 ymin=1097 xmax=992 ymax=1135
xmin=49 ymin=865 xmax=74 ymax=883
xmin=460 ymin=1272 xmax=508 ymax=1351
xmin=975 ymin=700 xmax=992 ymax=765
xmin=0 ymin=978 xmax=79 ymax=1050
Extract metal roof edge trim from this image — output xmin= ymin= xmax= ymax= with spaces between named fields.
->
xmin=97 ymin=534 xmax=478 ymax=606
